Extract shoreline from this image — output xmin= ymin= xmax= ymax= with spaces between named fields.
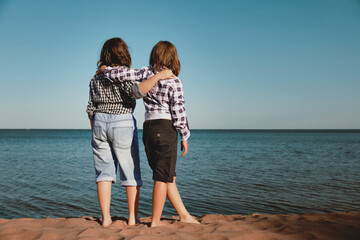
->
xmin=1 ymin=212 xmax=359 ymax=240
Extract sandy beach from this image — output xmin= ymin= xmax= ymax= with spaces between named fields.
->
xmin=1 ymin=212 xmax=359 ymax=240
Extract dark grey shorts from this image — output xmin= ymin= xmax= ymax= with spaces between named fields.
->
xmin=143 ymin=119 xmax=178 ymax=183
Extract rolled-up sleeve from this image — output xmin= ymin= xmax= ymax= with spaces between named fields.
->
xmin=104 ymin=66 xmax=154 ymax=99
xmin=131 ymin=82 xmax=146 ymax=99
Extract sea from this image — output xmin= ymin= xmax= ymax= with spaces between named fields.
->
xmin=0 ymin=129 xmax=359 ymax=219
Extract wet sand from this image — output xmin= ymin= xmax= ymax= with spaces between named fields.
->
xmin=1 ymin=212 xmax=360 ymax=240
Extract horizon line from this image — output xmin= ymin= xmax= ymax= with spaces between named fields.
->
xmin=1 ymin=128 xmax=360 ymax=131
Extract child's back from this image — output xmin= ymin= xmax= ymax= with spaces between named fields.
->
xmin=144 ymin=76 xmax=190 ymax=141
xmin=142 ymin=41 xmax=198 ymax=227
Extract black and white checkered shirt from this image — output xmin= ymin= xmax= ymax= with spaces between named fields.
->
xmin=104 ymin=66 xmax=190 ymax=140
xmin=86 ymin=73 xmax=139 ymax=120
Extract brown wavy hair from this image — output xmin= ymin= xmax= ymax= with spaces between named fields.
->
xmin=97 ymin=38 xmax=131 ymax=68
xmin=149 ymin=41 xmax=180 ymax=76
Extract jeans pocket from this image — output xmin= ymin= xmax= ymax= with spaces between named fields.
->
xmin=92 ymin=125 xmax=106 ymax=148
xmin=112 ymin=127 xmax=134 ymax=149
xmin=93 ymin=126 xmax=104 ymax=140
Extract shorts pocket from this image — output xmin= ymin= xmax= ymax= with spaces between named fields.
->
xmin=112 ymin=127 xmax=134 ymax=149
xmin=153 ymin=132 xmax=177 ymax=146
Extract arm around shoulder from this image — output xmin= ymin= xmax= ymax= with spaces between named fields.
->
xmin=132 ymin=69 xmax=175 ymax=98
xmin=103 ymin=66 xmax=151 ymax=82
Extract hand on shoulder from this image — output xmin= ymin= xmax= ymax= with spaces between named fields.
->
xmin=157 ymin=68 xmax=175 ymax=81
xmin=95 ymin=65 xmax=108 ymax=75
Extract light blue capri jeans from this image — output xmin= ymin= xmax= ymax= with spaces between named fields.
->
xmin=92 ymin=113 xmax=143 ymax=187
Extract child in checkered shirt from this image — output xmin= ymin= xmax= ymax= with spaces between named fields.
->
xmin=101 ymin=41 xmax=199 ymax=227
xmin=143 ymin=41 xmax=198 ymax=227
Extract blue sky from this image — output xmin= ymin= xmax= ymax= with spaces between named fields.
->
xmin=0 ymin=0 xmax=359 ymax=129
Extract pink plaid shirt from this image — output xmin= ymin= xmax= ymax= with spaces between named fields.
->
xmin=104 ymin=66 xmax=190 ymax=140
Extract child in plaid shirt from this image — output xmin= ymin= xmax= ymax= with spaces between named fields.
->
xmin=101 ymin=41 xmax=199 ymax=227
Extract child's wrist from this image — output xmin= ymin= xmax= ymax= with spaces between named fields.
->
xmin=155 ymin=73 xmax=163 ymax=81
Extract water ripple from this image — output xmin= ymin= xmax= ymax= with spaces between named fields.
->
xmin=0 ymin=129 xmax=360 ymax=219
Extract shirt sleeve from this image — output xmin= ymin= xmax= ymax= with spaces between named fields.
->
xmin=86 ymin=81 xmax=96 ymax=120
xmin=169 ymin=78 xmax=190 ymax=141
xmin=103 ymin=66 xmax=153 ymax=83
xmin=131 ymin=82 xmax=146 ymax=99
xmin=120 ymin=81 xmax=139 ymax=98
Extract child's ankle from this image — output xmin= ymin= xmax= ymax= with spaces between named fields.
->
xmin=178 ymin=212 xmax=190 ymax=220
xmin=128 ymin=214 xmax=138 ymax=225
xmin=151 ymin=219 xmax=161 ymax=227
xmin=101 ymin=215 xmax=112 ymax=227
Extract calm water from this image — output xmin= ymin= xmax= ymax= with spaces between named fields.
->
xmin=0 ymin=129 xmax=359 ymax=219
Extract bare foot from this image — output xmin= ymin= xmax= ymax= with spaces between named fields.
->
xmin=150 ymin=220 xmax=165 ymax=227
xmin=128 ymin=216 xmax=140 ymax=226
xmin=180 ymin=215 xmax=200 ymax=224
xmin=102 ymin=216 xmax=112 ymax=227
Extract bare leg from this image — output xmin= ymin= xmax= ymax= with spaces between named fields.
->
xmin=167 ymin=177 xmax=199 ymax=224
xmin=151 ymin=181 xmax=167 ymax=227
xmin=97 ymin=181 xmax=112 ymax=227
xmin=126 ymin=186 xmax=140 ymax=226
